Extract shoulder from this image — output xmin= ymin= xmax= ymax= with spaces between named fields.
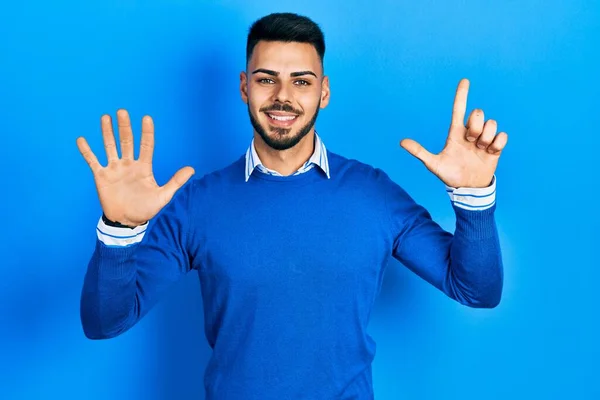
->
xmin=327 ymin=150 xmax=398 ymax=189
xmin=187 ymin=155 xmax=246 ymax=193
xmin=160 ymin=155 xmax=245 ymax=217
xmin=327 ymin=150 xmax=419 ymax=216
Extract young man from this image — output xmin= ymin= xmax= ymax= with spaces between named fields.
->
xmin=76 ymin=12 xmax=507 ymax=400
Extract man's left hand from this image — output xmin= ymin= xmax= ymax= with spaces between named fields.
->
xmin=400 ymin=78 xmax=508 ymax=188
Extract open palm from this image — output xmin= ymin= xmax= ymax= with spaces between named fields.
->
xmin=76 ymin=110 xmax=195 ymax=227
xmin=400 ymin=79 xmax=508 ymax=188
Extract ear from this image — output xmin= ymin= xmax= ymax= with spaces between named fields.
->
xmin=320 ymin=75 xmax=330 ymax=109
xmin=240 ymin=71 xmax=248 ymax=104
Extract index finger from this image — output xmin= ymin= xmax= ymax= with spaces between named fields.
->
xmin=101 ymin=114 xmax=119 ymax=162
xmin=451 ymin=78 xmax=470 ymax=127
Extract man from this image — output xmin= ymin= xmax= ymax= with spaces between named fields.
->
xmin=76 ymin=12 xmax=507 ymax=400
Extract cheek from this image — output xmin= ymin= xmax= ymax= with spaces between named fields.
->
xmin=299 ymin=91 xmax=322 ymax=112
xmin=248 ymin=87 xmax=271 ymax=110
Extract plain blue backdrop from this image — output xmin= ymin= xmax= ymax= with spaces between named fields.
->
xmin=0 ymin=0 xmax=598 ymax=399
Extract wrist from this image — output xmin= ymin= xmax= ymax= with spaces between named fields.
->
xmin=101 ymin=213 xmax=147 ymax=229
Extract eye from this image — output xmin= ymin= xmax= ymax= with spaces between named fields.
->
xmin=257 ymin=78 xmax=275 ymax=84
xmin=294 ymin=80 xmax=310 ymax=86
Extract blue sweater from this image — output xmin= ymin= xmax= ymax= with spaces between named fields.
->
xmin=80 ymin=151 xmax=503 ymax=399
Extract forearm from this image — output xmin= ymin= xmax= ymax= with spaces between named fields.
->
xmin=388 ymin=171 xmax=503 ymax=308
xmin=80 ymin=241 xmax=142 ymax=339
xmin=445 ymin=206 xmax=503 ymax=308
xmin=80 ymin=186 xmax=194 ymax=339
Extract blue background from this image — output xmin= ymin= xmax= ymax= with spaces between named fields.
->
xmin=1 ymin=0 xmax=598 ymax=399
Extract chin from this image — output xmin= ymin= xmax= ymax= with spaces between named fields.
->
xmin=248 ymin=104 xmax=318 ymax=151
xmin=261 ymin=129 xmax=304 ymax=151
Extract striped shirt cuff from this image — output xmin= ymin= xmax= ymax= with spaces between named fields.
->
xmin=96 ymin=216 xmax=148 ymax=247
xmin=446 ymin=175 xmax=496 ymax=211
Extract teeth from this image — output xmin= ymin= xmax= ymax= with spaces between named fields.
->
xmin=268 ymin=114 xmax=296 ymax=121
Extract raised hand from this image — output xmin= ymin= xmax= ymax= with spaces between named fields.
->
xmin=76 ymin=109 xmax=195 ymax=227
xmin=400 ymin=79 xmax=508 ymax=188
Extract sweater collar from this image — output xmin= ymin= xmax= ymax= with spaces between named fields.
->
xmin=244 ymin=132 xmax=330 ymax=182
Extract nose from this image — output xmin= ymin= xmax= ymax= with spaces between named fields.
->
xmin=273 ymin=82 xmax=292 ymax=104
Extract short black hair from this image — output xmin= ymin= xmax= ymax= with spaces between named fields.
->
xmin=246 ymin=13 xmax=325 ymax=66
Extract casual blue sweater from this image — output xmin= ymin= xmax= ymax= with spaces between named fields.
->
xmin=80 ymin=150 xmax=503 ymax=399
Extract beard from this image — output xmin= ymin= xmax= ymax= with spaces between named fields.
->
xmin=248 ymin=100 xmax=320 ymax=151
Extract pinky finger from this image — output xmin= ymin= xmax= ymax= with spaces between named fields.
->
xmin=487 ymin=132 xmax=508 ymax=155
xmin=76 ymin=136 xmax=102 ymax=173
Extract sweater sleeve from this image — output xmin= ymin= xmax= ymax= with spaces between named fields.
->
xmin=80 ymin=179 xmax=197 ymax=339
xmin=382 ymin=172 xmax=503 ymax=308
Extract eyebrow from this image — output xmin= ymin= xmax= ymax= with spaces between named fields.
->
xmin=251 ymin=68 xmax=318 ymax=78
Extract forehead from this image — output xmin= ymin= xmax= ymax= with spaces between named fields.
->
xmin=249 ymin=41 xmax=322 ymax=75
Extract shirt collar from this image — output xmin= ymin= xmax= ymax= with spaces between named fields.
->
xmin=244 ymin=132 xmax=331 ymax=182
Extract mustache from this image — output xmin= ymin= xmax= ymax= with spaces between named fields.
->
xmin=259 ymin=103 xmax=303 ymax=115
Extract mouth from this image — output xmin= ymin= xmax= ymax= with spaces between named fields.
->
xmin=264 ymin=111 xmax=299 ymax=128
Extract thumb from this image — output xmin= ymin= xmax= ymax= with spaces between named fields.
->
xmin=400 ymin=138 xmax=435 ymax=168
xmin=161 ymin=166 xmax=195 ymax=204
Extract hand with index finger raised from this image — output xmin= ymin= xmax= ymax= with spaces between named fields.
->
xmin=400 ymin=79 xmax=508 ymax=188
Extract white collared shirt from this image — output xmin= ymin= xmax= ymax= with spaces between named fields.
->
xmin=244 ymin=132 xmax=330 ymax=182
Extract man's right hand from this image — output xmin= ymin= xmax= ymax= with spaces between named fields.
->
xmin=76 ymin=109 xmax=195 ymax=227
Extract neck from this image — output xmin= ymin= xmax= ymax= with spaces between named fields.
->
xmin=253 ymin=130 xmax=315 ymax=176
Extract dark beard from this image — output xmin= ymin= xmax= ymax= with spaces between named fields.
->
xmin=248 ymin=100 xmax=320 ymax=151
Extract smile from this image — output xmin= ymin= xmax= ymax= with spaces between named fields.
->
xmin=266 ymin=113 xmax=298 ymax=121
xmin=265 ymin=112 xmax=299 ymax=127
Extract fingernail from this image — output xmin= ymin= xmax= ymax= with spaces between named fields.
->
xmin=467 ymin=136 xmax=476 ymax=142
xmin=477 ymin=143 xmax=486 ymax=149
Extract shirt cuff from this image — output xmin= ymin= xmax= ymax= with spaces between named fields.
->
xmin=96 ymin=216 xmax=149 ymax=247
xmin=445 ymin=175 xmax=496 ymax=211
